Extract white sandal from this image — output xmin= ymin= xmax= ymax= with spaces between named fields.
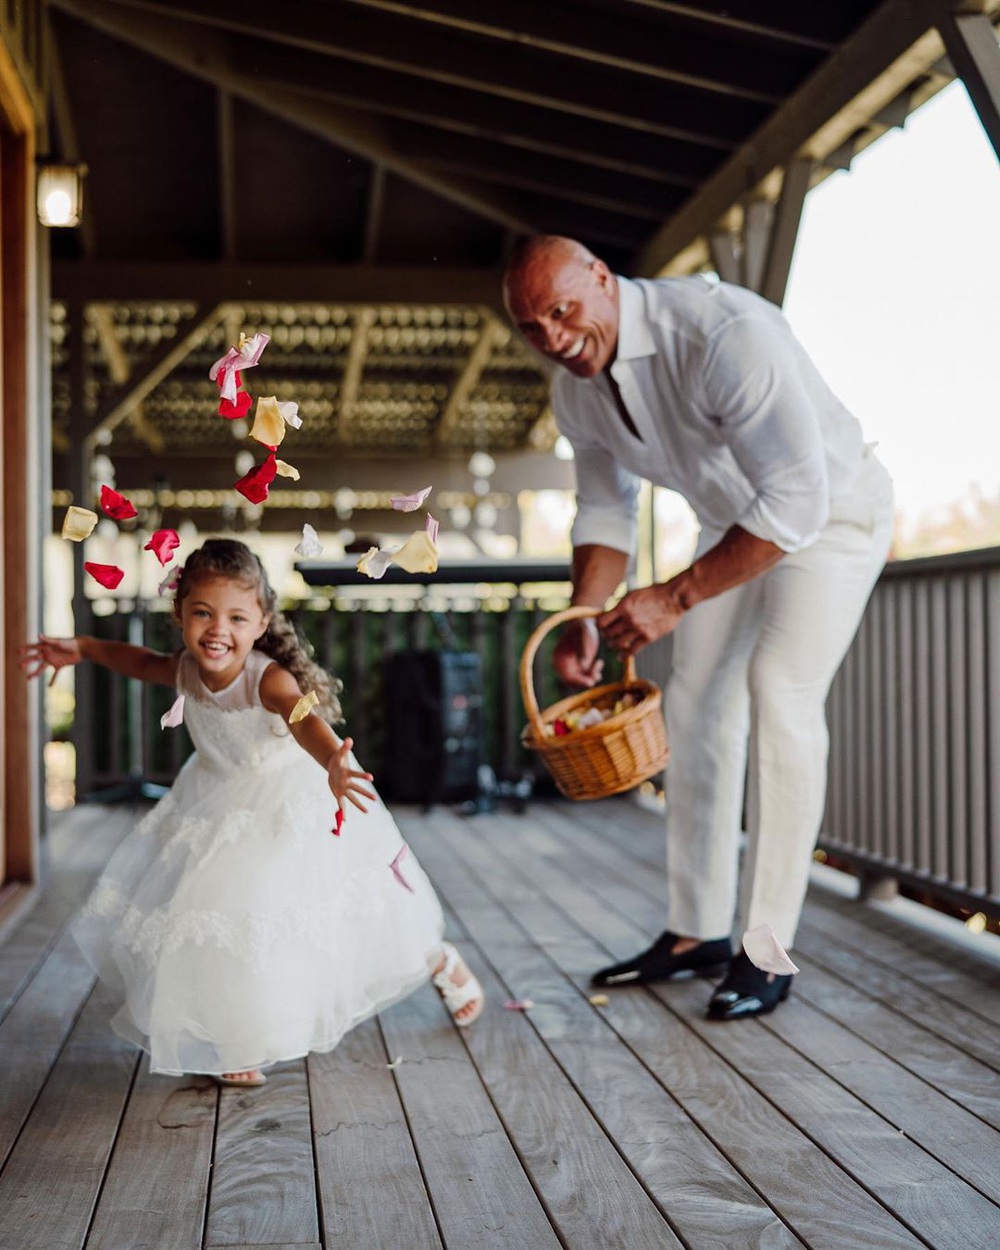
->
xmin=431 ymin=942 xmax=485 ymax=1027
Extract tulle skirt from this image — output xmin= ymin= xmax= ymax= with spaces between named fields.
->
xmin=73 ymin=747 xmax=445 ymax=1075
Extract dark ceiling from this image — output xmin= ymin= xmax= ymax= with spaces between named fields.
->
xmin=42 ymin=0 xmax=962 ymax=525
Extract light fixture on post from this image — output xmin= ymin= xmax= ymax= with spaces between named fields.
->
xmin=36 ymin=161 xmax=87 ymax=228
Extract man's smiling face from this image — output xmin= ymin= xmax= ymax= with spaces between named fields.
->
xmin=504 ymin=242 xmax=620 ymax=379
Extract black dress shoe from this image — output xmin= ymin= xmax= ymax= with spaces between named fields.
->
xmin=706 ymin=951 xmax=792 ymax=1020
xmin=591 ymin=931 xmax=732 ymax=987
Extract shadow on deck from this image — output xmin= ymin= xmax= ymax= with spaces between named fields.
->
xmin=1 ymin=798 xmax=998 ymax=1249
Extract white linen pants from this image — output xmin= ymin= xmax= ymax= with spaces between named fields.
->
xmin=663 ymin=451 xmax=894 ymax=949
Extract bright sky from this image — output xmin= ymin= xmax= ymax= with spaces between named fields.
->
xmin=783 ymin=81 xmax=1000 ymax=530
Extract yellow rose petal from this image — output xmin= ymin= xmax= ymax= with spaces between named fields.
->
xmin=250 ymin=396 xmax=286 ymax=448
xmin=61 ymin=506 xmax=99 ymax=542
xmin=288 ymin=689 xmax=320 ymax=724
xmin=391 ymin=529 xmax=439 ymax=575
xmin=274 ymin=459 xmax=300 ymax=480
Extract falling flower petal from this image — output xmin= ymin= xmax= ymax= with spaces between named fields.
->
xmin=288 ymin=689 xmax=319 ymax=724
xmin=84 ymin=562 xmax=125 ymax=589
xmin=277 ymin=399 xmax=301 ymax=429
xmin=218 ymin=389 xmax=252 ymax=420
xmin=61 ymin=506 xmax=98 ymax=542
xmin=249 ymin=396 xmax=286 ymax=448
xmin=392 ymin=528 xmax=439 ymax=575
xmin=274 ymin=459 xmax=300 ymax=480
xmin=209 ymin=332 xmax=270 ymax=403
xmin=503 ymin=999 xmax=535 ymax=1011
xmin=332 ymin=807 xmax=345 ymax=837
xmin=390 ymin=485 xmax=432 ymax=512
xmin=234 ymin=453 xmax=277 ymax=504
xmin=356 ymin=545 xmax=395 ymax=580
xmin=144 ymin=529 xmax=180 ymax=566
xmin=99 ymin=485 xmax=138 ymax=520
xmin=588 ymin=993 xmax=610 ymax=1007
xmin=742 ymin=924 xmax=800 ymax=976
xmin=424 ymin=513 xmax=439 ymax=543
xmin=386 ymin=1056 xmax=404 ymax=1069
xmin=158 ymin=566 xmax=181 ymax=595
xmin=160 ymin=693 xmax=185 ymax=729
xmin=389 ymin=844 xmax=415 ymax=893
xmin=294 ymin=523 xmax=323 ymax=558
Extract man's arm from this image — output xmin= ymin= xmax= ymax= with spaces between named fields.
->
xmin=598 ymin=525 xmax=784 ymax=654
xmin=570 ymin=543 xmax=629 ymax=608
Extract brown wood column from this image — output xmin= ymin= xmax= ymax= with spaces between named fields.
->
xmin=0 ymin=37 xmax=41 ymax=911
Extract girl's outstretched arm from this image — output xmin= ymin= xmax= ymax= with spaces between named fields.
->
xmin=259 ymin=661 xmax=376 ymax=813
xmin=19 ymin=635 xmax=179 ymax=687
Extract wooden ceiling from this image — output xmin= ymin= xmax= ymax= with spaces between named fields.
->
xmin=42 ymin=0 xmax=973 ymax=515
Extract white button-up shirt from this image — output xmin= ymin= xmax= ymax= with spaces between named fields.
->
xmin=553 ymin=275 xmax=867 ymax=555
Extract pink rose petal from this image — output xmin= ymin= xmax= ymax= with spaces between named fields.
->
xmin=160 ymin=693 xmax=185 ymax=729
xmin=742 ymin=924 xmax=800 ymax=976
xmin=425 ymin=513 xmax=439 ymax=543
xmin=503 ymin=998 xmax=535 ymax=1011
xmin=389 ymin=844 xmax=415 ymax=893
xmin=390 ymin=485 xmax=432 ymax=512
xmin=144 ymin=529 xmax=180 ymax=566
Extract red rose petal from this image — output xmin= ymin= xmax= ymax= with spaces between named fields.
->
xmin=218 ymin=390 xmax=252 ymax=419
xmin=234 ymin=453 xmax=277 ymax=504
xmin=144 ymin=529 xmax=181 ymax=566
xmin=99 ymin=485 xmax=138 ymax=520
xmin=84 ymin=562 xmax=125 ymax=590
xmin=331 ymin=807 xmax=345 ymax=837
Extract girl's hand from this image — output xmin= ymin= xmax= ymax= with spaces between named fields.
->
xmin=327 ymin=737 xmax=376 ymax=815
xmin=18 ymin=636 xmax=83 ymax=685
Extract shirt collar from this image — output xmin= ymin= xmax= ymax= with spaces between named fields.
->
xmin=613 ymin=276 xmax=656 ymax=362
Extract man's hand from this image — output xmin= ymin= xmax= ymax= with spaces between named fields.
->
xmin=552 ymin=617 xmax=605 ymax=688
xmin=597 ymin=585 xmax=684 ymax=656
xmin=19 ymin=636 xmax=83 ymax=686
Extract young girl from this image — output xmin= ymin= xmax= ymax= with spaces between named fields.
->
xmin=21 ymin=538 xmax=483 ymax=1086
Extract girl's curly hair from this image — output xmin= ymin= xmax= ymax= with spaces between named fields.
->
xmin=174 ymin=538 xmax=343 ymax=723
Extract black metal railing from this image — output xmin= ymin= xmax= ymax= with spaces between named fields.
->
xmin=823 ymin=546 xmax=1000 ymax=917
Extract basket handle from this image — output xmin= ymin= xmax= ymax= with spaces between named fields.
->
xmin=519 ymin=605 xmax=637 ymax=742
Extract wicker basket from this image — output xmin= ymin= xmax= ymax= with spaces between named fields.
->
xmin=520 ymin=606 xmax=670 ymax=801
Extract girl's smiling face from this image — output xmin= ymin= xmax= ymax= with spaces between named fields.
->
xmin=177 ymin=576 xmax=270 ymax=691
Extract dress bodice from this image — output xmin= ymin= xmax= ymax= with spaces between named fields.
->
xmin=175 ymin=650 xmax=299 ymax=772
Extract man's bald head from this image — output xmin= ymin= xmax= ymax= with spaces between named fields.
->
xmin=502 ymin=234 xmax=619 ymax=379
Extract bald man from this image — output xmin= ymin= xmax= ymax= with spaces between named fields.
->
xmin=504 ymin=236 xmax=894 ymax=1019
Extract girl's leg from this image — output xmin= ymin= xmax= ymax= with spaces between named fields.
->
xmin=430 ymin=943 xmax=484 ymax=1026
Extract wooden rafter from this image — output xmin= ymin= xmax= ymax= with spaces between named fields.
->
xmin=84 ymin=303 xmax=228 ymax=452
xmin=436 ymin=317 xmax=506 ymax=446
xmin=49 ymin=0 xmax=539 ymax=237
xmin=335 ymin=308 xmax=376 ymax=441
xmin=362 ymin=165 xmax=385 ymax=263
xmin=46 ymin=17 xmax=97 ymax=257
xmin=217 ymin=89 xmax=237 ymax=261
xmin=936 ymin=11 xmax=1000 ymax=163
xmin=90 ymin=304 xmax=166 ymax=453
xmin=52 ymin=262 xmax=507 ymax=311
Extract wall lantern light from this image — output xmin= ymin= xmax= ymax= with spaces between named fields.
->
xmin=36 ymin=162 xmax=87 ymax=227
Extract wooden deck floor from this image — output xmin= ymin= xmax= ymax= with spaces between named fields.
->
xmin=1 ymin=798 xmax=998 ymax=1250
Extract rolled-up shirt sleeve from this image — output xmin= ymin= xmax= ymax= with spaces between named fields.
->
xmin=568 ymin=443 xmax=640 ymax=555
xmin=702 ymin=315 xmax=830 ymax=552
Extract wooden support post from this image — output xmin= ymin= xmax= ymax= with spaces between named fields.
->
xmin=937 ymin=11 xmax=1000 ymax=164
xmin=761 ymin=157 xmax=814 ymax=307
xmin=708 ymin=231 xmax=741 ymax=285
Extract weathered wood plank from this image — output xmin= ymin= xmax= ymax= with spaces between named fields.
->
xmin=205 ymin=1244 xmax=322 ymax=1249
xmin=404 ymin=813 xmax=806 ymax=1249
xmin=762 ymin=992 xmax=1000 ymax=1206
xmin=309 ymin=1018 xmax=443 ymax=1250
xmin=0 ymin=927 xmax=99 ymax=1168
xmin=435 ymin=809 xmax=927 ymax=1249
xmin=378 ymin=974 xmax=564 ymax=1249
xmin=0 ymin=980 xmax=139 ymax=1250
xmin=206 ymin=1062 xmax=319 ymax=1249
xmin=86 ymin=1058 xmax=217 ymax=1250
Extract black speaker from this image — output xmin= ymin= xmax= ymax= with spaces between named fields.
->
xmin=383 ymin=650 xmax=484 ymax=804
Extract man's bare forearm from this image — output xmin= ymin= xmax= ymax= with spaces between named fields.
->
xmin=666 ymin=526 xmax=785 ymax=613
xmin=571 ymin=543 xmax=629 ymax=609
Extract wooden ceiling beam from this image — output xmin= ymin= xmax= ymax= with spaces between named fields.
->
xmin=634 ymin=0 xmax=960 ymax=275
xmin=329 ymin=0 xmax=813 ymax=103
xmin=619 ymin=1 xmax=858 ymax=51
xmin=392 ymin=123 xmax=686 ymax=221
xmin=83 ymin=303 xmax=229 ymax=452
xmin=436 ymin=318 xmax=507 ymax=446
xmin=335 ymin=309 xmax=376 ymax=440
xmin=231 ymin=39 xmax=725 ymax=186
xmin=52 ymin=262 xmax=507 ymax=311
xmin=93 ymin=0 xmax=756 ymax=149
xmin=90 ymin=304 xmax=166 ymax=453
xmin=48 ymin=0 xmax=540 ymax=237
